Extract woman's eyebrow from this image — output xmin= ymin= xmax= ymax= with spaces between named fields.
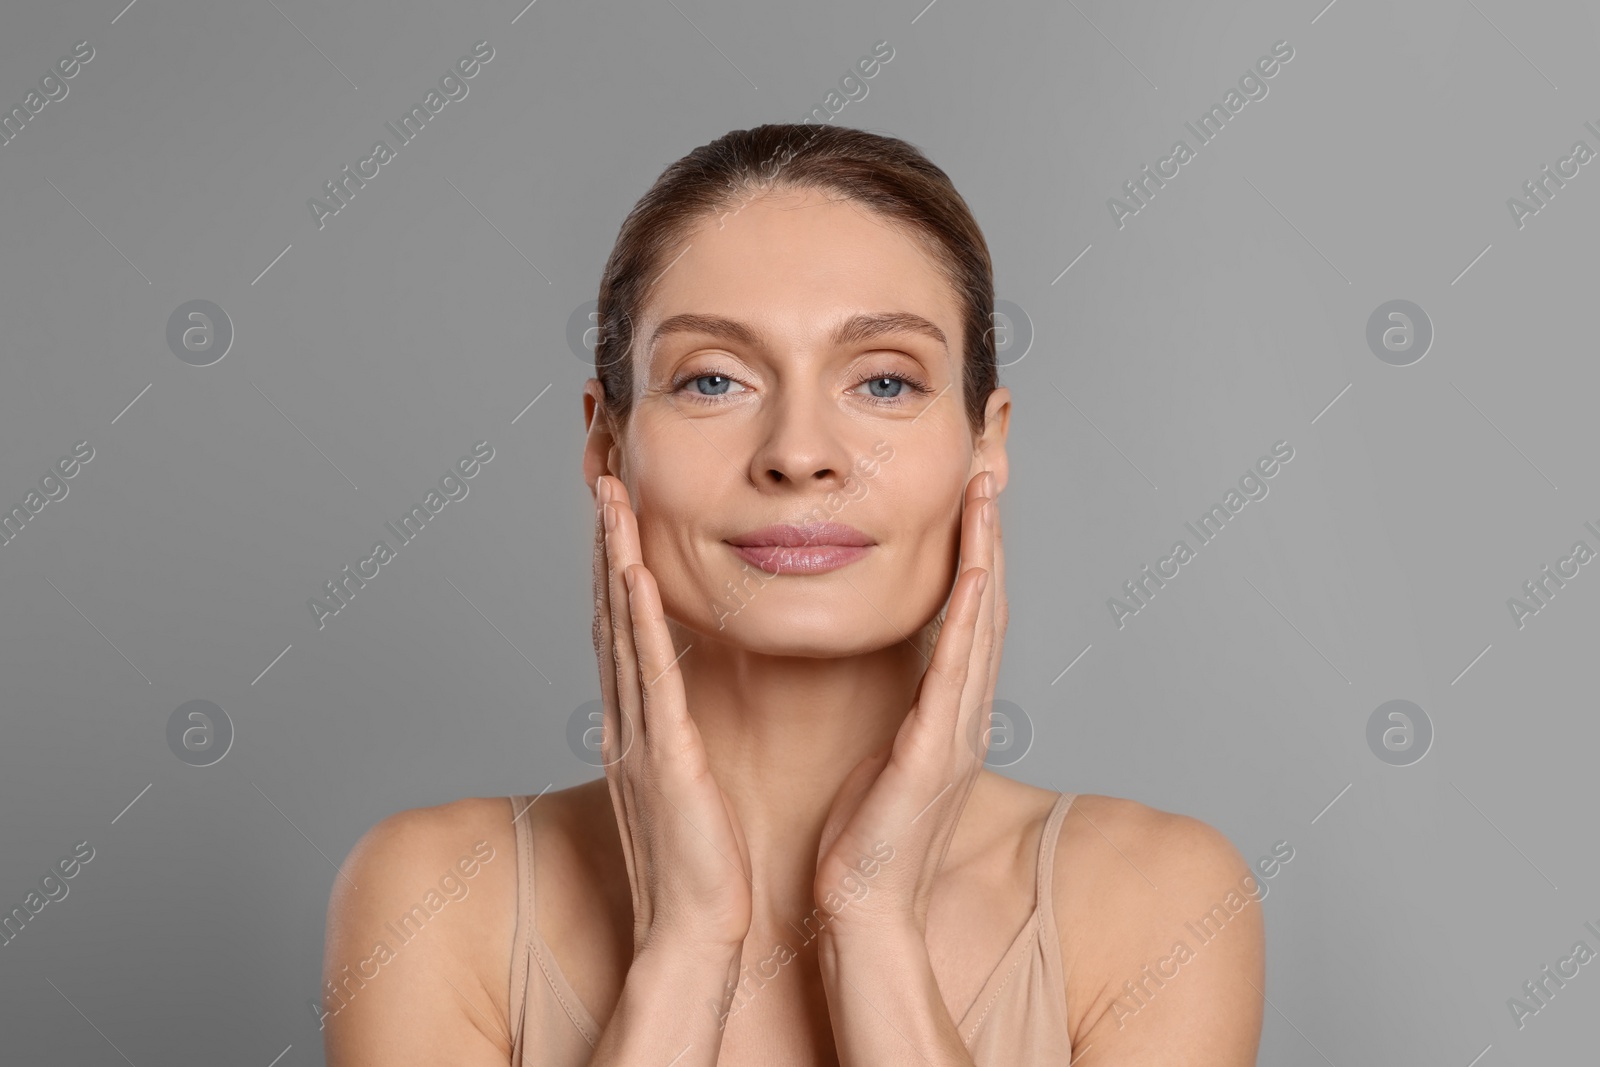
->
xmin=831 ymin=311 xmax=948 ymax=353
xmin=646 ymin=311 xmax=948 ymax=364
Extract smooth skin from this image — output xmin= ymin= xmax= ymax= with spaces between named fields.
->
xmin=323 ymin=188 xmax=1265 ymax=1066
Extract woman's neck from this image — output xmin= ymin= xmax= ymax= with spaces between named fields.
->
xmin=669 ymin=627 xmax=932 ymax=931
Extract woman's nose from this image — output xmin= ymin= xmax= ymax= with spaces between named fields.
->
xmin=745 ymin=389 xmax=856 ymax=488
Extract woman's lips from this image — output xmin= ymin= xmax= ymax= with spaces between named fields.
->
xmin=728 ymin=543 xmax=871 ymax=574
xmin=725 ymin=522 xmax=875 ymax=574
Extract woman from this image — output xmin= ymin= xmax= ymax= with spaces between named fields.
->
xmin=322 ymin=124 xmax=1266 ymax=1066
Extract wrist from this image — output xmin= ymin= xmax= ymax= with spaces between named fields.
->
xmin=627 ymin=938 xmax=746 ymax=1029
xmin=594 ymin=938 xmax=747 ymax=1061
xmin=817 ymin=918 xmax=926 ymax=973
xmin=633 ymin=934 xmax=745 ymax=974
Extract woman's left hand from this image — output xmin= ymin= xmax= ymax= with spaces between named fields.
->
xmin=812 ymin=468 xmax=1006 ymax=943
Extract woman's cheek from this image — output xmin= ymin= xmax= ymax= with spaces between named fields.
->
xmin=638 ymin=521 xmax=704 ymax=619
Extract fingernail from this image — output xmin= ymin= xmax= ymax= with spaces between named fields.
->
xmin=597 ymin=477 xmax=611 ymax=506
xmin=603 ymin=502 xmax=616 ymax=532
xmin=982 ymin=499 xmax=995 ymax=527
xmin=623 ymin=566 xmax=636 ymax=594
xmin=984 ymin=471 xmax=997 ymax=496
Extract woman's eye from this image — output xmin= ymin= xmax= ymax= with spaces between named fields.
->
xmin=853 ymin=373 xmax=931 ymax=403
xmin=681 ymin=373 xmax=745 ymax=397
xmin=673 ymin=370 xmax=927 ymax=403
xmin=857 ymin=376 xmax=907 ymax=400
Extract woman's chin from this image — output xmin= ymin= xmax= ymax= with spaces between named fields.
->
xmin=687 ymin=609 xmax=929 ymax=659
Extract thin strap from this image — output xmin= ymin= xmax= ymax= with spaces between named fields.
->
xmin=957 ymin=791 xmax=1080 ymax=1042
xmin=508 ymin=794 xmax=602 ymax=1049
xmin=1035 ymin=791 xmax=1077 ymax=1023
xmin=507 ymin=795 xmax=537 ymax=1059
xmin=1035 ymin=793 xmax=1077 ymax=962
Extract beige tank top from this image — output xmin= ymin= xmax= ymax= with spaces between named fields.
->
xmin=507 ymin=791 xmax=1077 ymax=1065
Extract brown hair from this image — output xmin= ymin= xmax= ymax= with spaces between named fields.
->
xmin=592 ymin=123 xmax=998 ymax=435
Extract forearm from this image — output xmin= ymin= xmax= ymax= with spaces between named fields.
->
xmin=586 ymin=942 xmax=744 ymax=1067
xmin=817 ymin=926 xmax=975 ymax=1067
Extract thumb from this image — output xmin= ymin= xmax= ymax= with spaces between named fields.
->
xmin=720 ymin=784 xmax=752 ymax=880
xmin=816 ymin=739 xmax=892 ymax=865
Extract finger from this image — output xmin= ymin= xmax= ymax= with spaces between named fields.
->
xmin=721 ymin=783 xmax=752 ymax=881
xmin=622 ymin=560 xmax=700 ymax=772
xmin=970 ymin=491 xmax=1003 ymax=770
xmin=917 ymin=565 xmax=988 ymax=742
xmin=592 ymin=477 xmax=625 ymax=767
xmin=956 ymin=474 xmax=998 ymax=739
xmin=592 ymin=477 xmax=641 ymax=909
xmin=603 ymin=481 xmax=646 ymax=770
xmin=987 ymin=485 xmax=1007 ymax=694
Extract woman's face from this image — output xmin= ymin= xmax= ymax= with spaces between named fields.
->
xmin=584 ymin=186 xmax=1009 ymax=657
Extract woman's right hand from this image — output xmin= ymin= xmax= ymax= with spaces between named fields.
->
xmin=591 ymin=473 xmax=753 ymax=962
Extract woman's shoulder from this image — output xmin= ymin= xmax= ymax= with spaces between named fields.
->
xmin=1048 ymin=790 xmax=1251 ymax=920
xmin=320 ymin=793 xmax=532 ymax=1052
xmin=333 ymin=782 xmax=616 ymax=932
xmin=976 ymin=772 xmax=1230 ymax=855
xmin=324 ymin=786 xmax=612 ymax=1044
xmin=329 ymin=793 xmax=528 ymax=942
xmin=338 ymin=781 xmax=612 ymax=881
xmin=334 ymin=793 xmax=525 ymax=904
xmin=1039 ymin=787 xmax=1265 ymax=1045
xmin=1051 ymin=789 xmax=1237 ymax=870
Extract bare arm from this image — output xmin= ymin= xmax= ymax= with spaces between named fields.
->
xmin=817 ymin=923 xmax=977 ymax=1067
xmin=584 ymin=939 xmax=745 ymax=1066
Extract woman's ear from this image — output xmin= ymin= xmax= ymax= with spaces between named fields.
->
xmin=582 ymin=380 xmax=618 ymax=496
xmin=976 ymin=386 xmax=1011 ymax=494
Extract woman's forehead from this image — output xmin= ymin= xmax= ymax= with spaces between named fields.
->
xmin=640 ymin=310 xmax=950 ymax=364
xmin=632 ymin=199 xmax=963 ymax=361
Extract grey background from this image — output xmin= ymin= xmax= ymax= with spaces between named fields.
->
xmin=1 ymin=0 xmax=1596 ymax=1062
